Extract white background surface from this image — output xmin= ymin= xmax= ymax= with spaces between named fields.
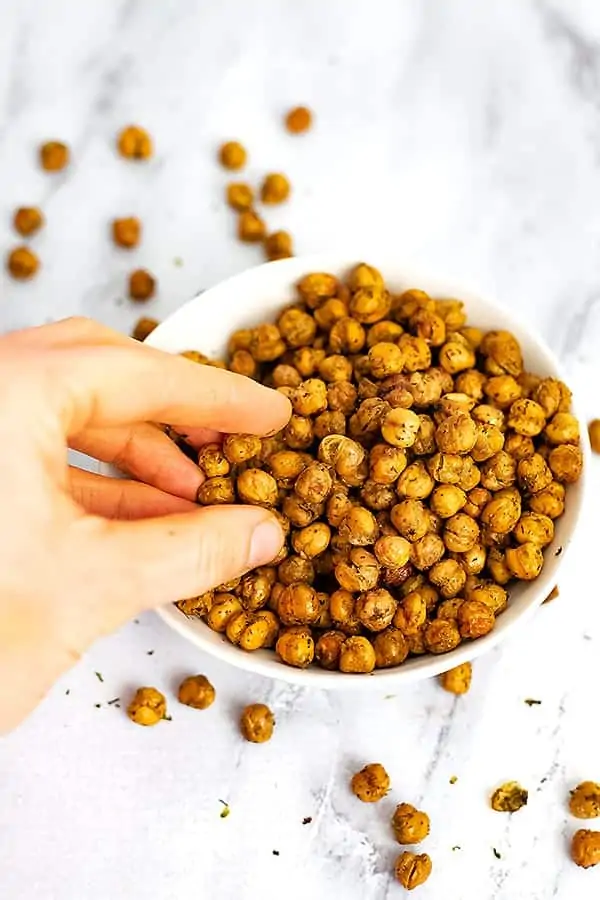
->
xmin=1 ymin=2 xmax=600 ymax=899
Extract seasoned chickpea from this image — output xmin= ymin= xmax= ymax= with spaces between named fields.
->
xmin=349 ymin=286 xmax=391 ymax=324
xmin=268 ymin=450 xmax=307 ymax=486
xmin=549 ymin=444 xmax=583 ymax=484
xmin=237 ymin=469 xmax=279 ymax=506
xmin=293 ymin=347 xmax=327 ymax=377
xmin=282 ymin=494 xmax=322 ymax=527
xmin=131 ymin=316 xmax=159 ymax=341
xmin=439 ymin=662 xmax=472 ymax=694
xmin=588 ymin=419 xmax=600 ymax=453
xmin=329 ymin=589 xmax=361 ymax=635
xmin=505 ymin=542 xmax=544 ymax=580
xmin=127 ymin=687 xmax=167 ymax=726
xmin=291 ymin=379 xmax=328 ymax=416
xmin=570 ymin=783 xmax=600 ymax=820
xmin=571 ymin=830 xmax=600 ymax=869
xmin=423 ymin=618 xmax=461 ymax=654
xmin=339 ymin=635 xmax=376 ymax=673
xmin=369 ymin=444 xmax=408 ymax=484
xmin=381 ymin=408 xmax=420 ymax=448
xmin=373 ymin=627 xmax=409 ymax=668
xmin=392 ymin=803 xmax=430 ymax=844
xmin=481 ymin=488 xmax=521 ymax=533
xmin=427 ymin=452 xmax=464 ymax=485
xmin=319 ymin=354 xmax=353 ymax=383
xmin=284 ymin=415 xmax=314 ymax=450
xmin=517 ymin=453 xmax=553 ymax=494
xmin=337 ymin=506 xmax=378 ymax=546
xmin=430 ymin=484 xmax=467 ymax=518
xmin=484 ymin=375 xmax=522 ymax=408
xmin=285 ymin=105 xmax=312 ymax=134
xmin=327 ymin=381 xmax=358 ymax=414
xmin=528 ymin=481 xmax=565 ymax=519
xmin=297 ymin=272 xmax=338 ymax=308
xmin=261 ymin=172 xmax=290 ymax=204
xmin=410 ymin=308 xmax=446 ymax=345
xmin=410 ymin=533 xmax=445 ymax=571
xmin=240 ymin=572 xmax=273 ymax=611
xmin=240 ymin=703 xmax=274 ymax=743
xmin=435 ymin=412 xmax=477 ymax=456
xmin=532 ymin=377 xmax=568 ymax=416
xmin=277 ymin=308 xmax=316 ymax=348
xmin=470 ymin=582 xmax=507 ymax=614
xmin=456 ymin=543 xmax=486 ymax=575
xmin=458 ymin=456 xmax=482 ymax=492
xmin=226 ymin=182 xmax=254 ymax=211
xmin=463 ymin=486 xmax=491 ymax=519
xmin=206 ymin=594 xmax=243 ymax=632
xmin=329 ymin=316 xmax=366 ymax=353
xmin=6 ymin=246 xmax=40 ymax=280
xmin=444 ymin=512 xmax=480 ymax=553
xmin=480 ymin=330 xmax=523 ymax=376
xmin=326 ymin=485 xmax=354 ymax=528
xmin=471 ymin=424 xmax=505 ymax=462
xmin=398 ymin=333 xmax=432 ymax=372
xmin=278 ymin=555 xmax=314 ymax=586
xmin=480 ymin=451 xmax=517 ymax=491
xmin=197 ymin=476 xmax=235 ymax=505
xmin=397 ymin=462 xmax=435 ymax=500
xmin=504 ymin=433 xmax=534 ymax=461
xmin=349 ymin=398 xmax=390 ymax=438
xmin=507 ymin=398 xmax=546 ymax=437
xmin=40 ymin=139 xmax=70 ymax=170
xmin=360 ymin=480 xmax=395 ymax=510
xmin=219 ymin=140 xmax=247 ymax=170
xmin=367 ymin=342 xmax=404 ymax=378
xmin=264 ymin=230 xmax=293 ymax=261
xmin=394 ymin=852 xmax=432 ymax=891
xmin=439 ymin=340 xmax=475 ymax=374
xmin=272 ymin=364 xmax=302 ymax=388
xmin=227 ymin=612 xmax=271 ymax=650
xmin=405 ymin=370 xmax=443 ymax=408
xmin=367 ymin=320 xmax=404 ymax=347
xmin=513 ymin=512 xmax=554 ymax=547
xmin=351 ymin=762 xmax=390 ymax=801
xmin=197 ymin=444 xmax=229 ymax=478
xmin=278 ymin=583 xmax=322 ymax=625
xmin=335 ymin=548 xmax=380 ymax=592
xmin=429 ymin=558 xmax=467 ymax=599
xmin=457 ymin=599 xmax=495 ymax=639
xmin=490 ymin=781 xmax=528 ymax=813
xmin=391 ymin=500 xmax=430 ymax=542
xmin=250 ymin=323 xmax=286 ymax=361
xmin=455 ymin=369 xmax=487 ymax=399
xmin=177 ymin=675 xmax=216 ymax=710
xmin=13 ymin=206 xmax=44 ymax=237
xmin=292 ymin=521 xmax=331 ymax=558
xmin=374 ymin=535 xmax=411 ymax=567
xmin=355 ymin=588 xmax=397 ymax=632
xmin=276 ymin=626 xmax=315 ymax=667
xmin=229 ymin=349 xmax=257 ymax=378
xmin=294 ymin=462 xmax=333 ymax=503
xmin=393 ymin=591 xmax=427 ymax=634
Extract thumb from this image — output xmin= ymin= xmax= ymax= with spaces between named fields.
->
xmin=85 ymin=505 xmax=284 ymax=625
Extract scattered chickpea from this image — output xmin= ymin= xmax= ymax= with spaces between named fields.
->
xmin=117 ymin=126 xmax=152 ymax=160
xmin=394 ymin=852 xmax=432 ymax=890
xmin=177 ymin=675 xmax=216 ymax=710
xmin=219 ymin=140 xmax=247 ymax=170
xmin=261 ymin=173 xmax=290 ymax=204
xmin=350 ymin=763 xmax=390 ymax=802
xmin=238 ymin=210 xmax=266 ymax=243
xmin=39 ymin=140 xmax=69 ymax=171
xmin=571 ymin=830 xmax=600 ymax=868
xmin=113 ymin=217 xmax=141 ymax=249
xmin=588 ymin=420 xmax=600 ymax=454
xmin=128 ymin=269 xmax=156 ymax=301
xmin=391 ymin=803 xmax=430 ymax=844
xmin=131 ymin=316 xmax=159 ymax=341
xmin=569 ymin=782 xmax=600 ymax=819
xmin=265 ymin=230 xmax=293 ymax=261
xmin=339 ymin=635 xmax=376 ymax=672
xmin=490 ymin=781 xmax=528 ymax=812
xmin=439 ymin=662 xmax=472 ymax=694
xmin=240 ymin=703 xmax=274 ymax=743
xmin=127 ymin=687 xmax=167 ymax=726
xmin=13 ymin=207 xmax=44 ymax=237
xmin=6 ymin=246 xmax=39 ymax=280
xmin=226 ymin=182 xmax=254 ymax=211
xmin=285 ymin=106 xmax=313 ymax=133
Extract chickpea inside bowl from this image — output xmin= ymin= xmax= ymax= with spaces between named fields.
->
xmin=138 ymin=256 xmax=588 ymax=689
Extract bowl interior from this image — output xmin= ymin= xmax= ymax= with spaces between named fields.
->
xmin=141 ymin=255 xmax=586 ymax=689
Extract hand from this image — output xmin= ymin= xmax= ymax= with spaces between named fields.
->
xmin=0 ymin=317 xmax=291 ymax=732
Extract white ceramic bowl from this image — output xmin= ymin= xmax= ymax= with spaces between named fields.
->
xmin=143 ymin=256 xmax=588 ymax=689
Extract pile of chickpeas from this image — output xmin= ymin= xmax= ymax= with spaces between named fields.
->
xmin=177 ymin=264 xmax=583 ymax=674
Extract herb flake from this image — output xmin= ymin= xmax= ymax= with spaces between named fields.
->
xmin=219 ymin=800 xmax=230 ymax=819
xmin=302 ymin=817 xmax=312 ymax=825
xmin=493 ymin=848 xmax=502 ymax=860
xmin=524 ymin=698 xmax=542 ymax=706
xmin=449 ymin=776 xmax=458 ymax=785
xmin=95 ymin=672 xmax=104 ymax=683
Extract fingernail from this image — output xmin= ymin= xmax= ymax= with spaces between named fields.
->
xmin=248 ymin=518 xmax=284 ymax=568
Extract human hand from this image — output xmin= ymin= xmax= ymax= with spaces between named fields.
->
xmin=0 ymin=317 xmax=291 ymax=732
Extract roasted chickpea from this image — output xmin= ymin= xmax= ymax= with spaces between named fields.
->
xmin=359 ymin=480 xmax=395 ymax=510
xmin=240 ymin=703 xmax=274 ymax=742
xmin=513 ymin=512 xmax=554 ymax=547
xmin=367 ymin=320 xmax=404 ymax=347
xmin=532 ymin=377 xmax=567 ymax=417
xmin=398 ymin=333 xmax=432 ymax=372
xmin=197 ymin=476 xmax=235 ymax=505
xmin=292 ymin=521 xmax=331 ymax=558
xmin=480 ymin=451 xmax=517 ymax=491
xmin=507 ymin=398 xmax=546 ymax=437
xmin=225 ymin=611 xmax=269 ymax=650
xmin=517 ymin=453 xmax=553 ymax=494
xmin=237 ymin=469 xmax=279 ymax=506
xmin=284 ymin=415 xmax=314 ymax=450
xmin=410 ymin=533 xmax=445 ymax=571
xmin=373 ymin=627 xmax=409 ymax=668
xmin=177 ymin=675 xmax=216 ymax=710
xmin=380 ymin=408 xmax=420 ymax=448
xmin=369 ymin=444 xmax=408 ymax=484
xmin=239 ymin=572 xmax=273 ymax=611
xmin=570 ymin=783 xmax=600 ymax=820
xmin=329 ymin=316 xmax=366 ymax=353
xmin=374 ymin=535 xmax=411 ymax=567
xmin=297 ymin=272 xmax=338 ymax=308
xmin=505 ymin=542 xmax=544 ymax=580
xmin=335 ymin=548 xmax=380 ymax=592
xmin=272 ymin=364 xmax=302 ymax=388
xmin=429 ymin=558 xmax=467 ymax=599
xmin=327 ymin=381 xmax=358 ymax=414
xmin=351 ymin=762 xmax=390 ymax=801
xmin=410 ymin=308 xmax=446 ymax=346
xmin=457 ymin=599 xmax=495 ymax=639
xmin=268 ymin=450 xmax=306 ymax=487
xmin=481 ymin=488 xmax=521 ymax=534
xmin=392 ymin=803 xmax=430 ymax=845
xmin=219 ymin=140 xmax=247 ymax=170
xmin=277 ymin=583 xmax=322 ymax=625
xmin=438 ymin=340 xmax=475 ymax=374
xmin=434 ymin=412 xmax=477 ymax=456
xmin=470 ymin=423 xmax=505 ymax=463
xmin=588 ymin=419 xmax=600 ymax=454
xmin=319 ymin=354 xmax=353 ymax=383
xmin=261 ymin=172 xmax=290 ymax=204
xmin=490 ymin=781 xmax=528 ymax=812
xmin=264 ymin=230 xmax=293 ymax=261
xmin=40 ymin=139 xmax=70 ymax=170
xmin=471 ymin=582 xmax=508 ymax=614
xmin=430 ymin=484 xmax=467 ymax=518
xmin=313 ymin=410 xmax=345 ymax=439
xmin=250 ymin=323 xmax=286 ymax=361
xmin=396 ymin=462 xmax=435 ymax=500
xmin=282 ymin=494 xmax=322 ymax=528
xmin=285 ymin=105 xmax=312 ymax=134
xmin=393 ymin=591 xmax=427 ymax=634
xmin=390 ymin=499 xmax=430 ymax=542
xmin=394 ymin=852 xmax=432 ymax=890
xmin=131 ymin=316 xmax=159 ymax=341
xmin=6 ymin=246 xmax=39 ymax=280
xmin=206 ymin=594 xmax=243 ymax=632
xmin=13 ymin=206 xmax=44 ymax=237
xmin=291 ymin=379 xmax=327 ymax=416
xmin=444 ymin=512 xmax=480 ymax=553
xmin=277 ymin=308 xmax=316 ymax=348
xmin=458 ymin=457 xmax=482 ymax=492
xmin=404 ymin=370 xmax=443 ymax=408
xmin=455 ymin=369 xmax=487 ymax=399
xmin=127 ymin=687 xmax=167 ymax=726
xmin=528 ymin=481 xmax=565 ymax=519
xmin=293 ymin=346 xmax=326 ymax=377
xmin=314 ymin=630 xmax=346 ymax=670
xmin=328 ymin=588 xmax=359 ymax=635
xmin=368 ymin=341 xmax=404 ymax=378
xmin=439 ymin=662 xmax=472 ymax=694
xmin=549 ymin=444 xmax=583 ymax=483
xmin=480 ymin=330 xmax=523 ymax=376
xmin=314 ymin=297 xmax=348 ymax=330
xmin=340 ymin=636 xmax=377 ymax=673
xmin=197 ymin=443 xmax=230 ymax=478
xmin=423 ymin=618 xmax=461 ymax=654
xmin=355 ymin=588 xmax=397 ymax=632
xmin=294 ymin=462 xmax=333 ymax=503
xmin=276 ymin=626 xmax=315 ymax=667
xmin=349 ymin=398 xmax=390 ymax=438
xmin=571 ymin=830 xmax=600 ymax=869
xmin=427 ymin=452 xmax=464 ymax=485
xmin=348 ymin=286 xmax=391 ymax=325
xmin=277 ymin=555 xmax=314 ymax=587
xmin=484 ymin=375 xmax=522 ymax=408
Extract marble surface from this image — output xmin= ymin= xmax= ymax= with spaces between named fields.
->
xmin=1 ymin=1 xmax=600 ymax=898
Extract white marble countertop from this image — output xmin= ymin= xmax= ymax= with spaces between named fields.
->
xmin=1 ymin=1 xmax=600 ymax=898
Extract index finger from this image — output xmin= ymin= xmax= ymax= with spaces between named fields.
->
xmin=51 ymin=343 xmax=292 ymax=436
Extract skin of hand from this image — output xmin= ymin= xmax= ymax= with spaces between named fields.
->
xmin=0 ymin=317 xmax=291 ymax=733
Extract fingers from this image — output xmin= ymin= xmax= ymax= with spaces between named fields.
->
xmin=70 ymin=422 xmax=204 ymax=501
xmin=68 ymin=468 xmax=198 ymax=519
xmin=79 ymin=505 xmax=284 ymax=625
xmin=51 ymin=344 xmax=291 ymax=437
xmin=7 ymin=316 xmax=134 ymax=349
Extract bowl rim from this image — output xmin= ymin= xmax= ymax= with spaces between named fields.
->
xmin=137 ymin=255 xmax=588 ymax=689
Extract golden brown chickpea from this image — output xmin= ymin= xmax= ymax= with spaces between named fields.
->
xmin=439 ymin=662 xmax=472 ymax=695
xmin=393 ymin=591 xmax=427 ymax=634
xmin=238 ymin=209 xmax=266 ymax=242
xmin=398 ymin=333 xmax=432 ymax=372
xmin=230 ymin=349 xmax=258 ymax=378
xmin=223 ymin=433 xmax=262 ymax=464
xmin=127 ymin=687 xmax=167 ymax=726
xmin=549 ymin=444 xmax=583 ymax=484
xmin=528 ymin=481 xmax=566 ymax=519
xmin=250 ymin=324 xmax=286 ymax=361
xmin=472 ymin=582 xmax=508 ymax=614
xmin=292 ymin=521 xmax=331 ymax=558
xmin=349 ymin=286 xmax=392 ymax=324
xmin=226 ymin=182 xmax=254 ymax=211
xmin=481 ymin=488 xmax=521 ymax=534
xmin=484 ymin=374 xmax=522 ymax=408
xmin=462 ymin=486 xmax=491 ymax=519
xmin=207 ymin=594 xmax=243 ymax=632
xmin=394 ymin=288 xmax=434 ymax=320
xmin=177 ymin=675 xmax=216 ymax=709
xmin=131 ymin=316 xmax=159 ymax=341
xmin=327 ymin=381 xmax=358 ymax=414
xmin=319 ymin=355 xmax=353 ymax=383
xmin=436 ymin=597 xmax=463 ymax=620
xmin=392 ymin=803 xmax=431 ymax=845
xmin=326 ymin=485 xmax=354 ymax=528
xmin=503 ymin=434 xmax=534 ymax=462
xmin=570 ymin=783 xmax=600 ymax=820
xmin=268 ymin=450 xmax=307 ymax=486
xmin=314 ymin=297 xmax=348 ymax=330
xmin=397 ymin=462 xmax=435 ymax=500
xmin=490 ymin=781 xmax=528 ymax=813
xmin=277 ymin=583 xmax=322 ymax=625
xmin=284 ymin=415 xmax=314 ymax=450
xmin=297 ymin=272 xmax=338 ymax=308
xmin=427 ymin=452 xmax=464 ymax=485
xmin=240 ymin=703 xmax=274 ymax=742
xmin=435 ymin=412 xmax=478 ymax=456
xmin=293 ymin=346 xmax=327 ymax=377
xmin=373 ymin=627 xmax=409 ymax=668
xmin=571 ymin=830 xmax=600 ymax=868
xmin=228 ymin=328 xmax=254 ymax=354
xmin=6 ymin=246 xmax=40 ymax=280
xmin=480 ymin=451 xmax=517 ymax=491
xmin=513 ymin=512 xmax=554 ymax=547
xmin=369 ymin=444 xmax=408 ymax=484
xmin=339 ymin=635 xmax=376 ymax=673
xmin=294 ymin=462 xmax=333 ymax=503
xmin=438 ymin=340 xmax=475 ymax=374
xmin=278 ymin=555 xmax=314 ymax=586
xmin=533 ymin=378 xmax=571 ymax=417
xmin=403 ymin=371 xmax=442 ymax=409
xmin=423 ymin=618 xmax=461 ymax=654
xmin=506 ymin=542 xmax=543 ymax=580
xmin=239 ymin=572 xmax=273 ymax=611
xmin=366 ymin=341 xmax=402 ymax=379
xmin=435 ymin=392 xmax=476 ymax=421
xmin=264 ymin=230 xmax=293 ymax=261
xmin=367 ymin=320 xmax=404 ymax=347
xmin=516 ymin=453 xmax=553 ymax=494
xmin=335 ymin=546 xmax=380 ymax=591
xmin=355 ymin=588 xmax=397 ymax=632
xmin=458 ymin=457 xmax=482 ymax=492
xmin=261 ymin=172 xmax=290 ymax=204
xmin=346 ymin=262 xmax=384 ymax=292
xmin=351 ymin=762 xmax=390 ymax=801
xmin=471 ymin=424 xmax=505 ymax=463
xmin=471 ymin=403 xmax=505 ymax=430
xmin=177 ymin=591 xmax=215 ymax=618
xmin=459 ymin=325 xmax=484 ymax=349
xmin=360 ymin=480 xmax=396 ymax=510
xmin=394 ymin=852 xmax=432 ymax=890
xmin=480 ymin=330 xmax=523 ymax=376
xmin=457 ymin=599 xmax=495 ymax=639
xmin=13 ymin=206 xmax=44 ymax=237
xmin=292 ymin=379 xmax=328 ymax=416
xmin=410 ymin=533 xmax=445 ymax=571
xmin=276 ymin=625 xmax=315 ymax=667
xmin=282 ymin=494 xmax=322 ymax=527
xmin=380 ymin=408 xmax=420 ymax=448
xmin=589 ymin=419 xmax=600 ymax=453
xmin=390 ymin=499 xmax=430 ymax=542
xmin=374 ymin=535 xmax=411 ymax=567
xmin=455 ymin=543 xmax=486 ymax=575
xmin=328 ymin=588 xmax=360 ymax=635
xmin=455 ymin=369 xmax=487 ymax=400
xmin=226 ymin=611 xmax=271 ymax=650
xmin=237 ymin=469 xmax=279 ymax=506
xmin=277 ymin=308 xmax=317 ymax=348
xmin=272 ymin=364 xmax=302 ymax=388
xmin=430 ymin=484 xmax=467 ymax=518
xmin=285 ymin=105 xmax=312 ymax=134
xmin=410 ymin=308 xmax=446 ymax=346
xmin=444 ymin=512 xmax=480 ymax=553
xmin=197 ymin=476 xmax=236 ymax=505
xmin=314 ymin=630 xmax=346 ymax=670
xmin=40 ymin=139 xmax=70 ymax=170
xmin=507 ymin=398 xmax=547 ymax=437
xmin=219 ymin=140 xmax=247 ymax=170
xmin=197 ymin=443 xmax=230 ymax=478
xmin=429 ymin=558 xmax=467 ymax=599
xmin=336 ymin=506 xmax=378 ymax=546
xmin=329 ymin=316 xmax=366 ymax=353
